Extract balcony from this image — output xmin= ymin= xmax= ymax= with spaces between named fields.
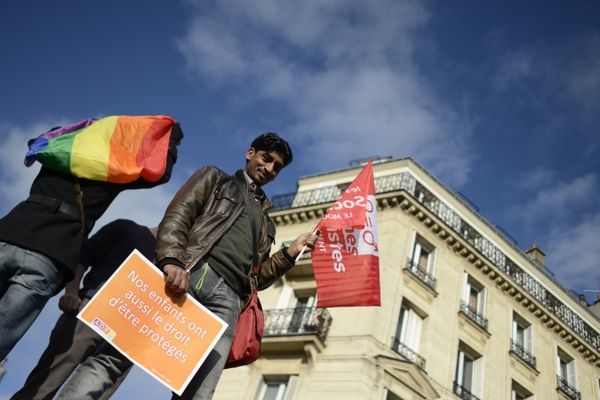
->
xmin=453 ymin=381 xmax=481 ymax=400
xmin=459 ymin=302 xmax=488 ymax=331
xmin=391 ymin=337 xmax=426 ymax=370
xmin=404 ymin=258 xmax=437 ymax=291
xmin=509 ymin=339 xmax=537 ymax=370
xmin=556 ymin=375 xmax=581 ymax=400
xmin=262 ymin=307 xmax=332 ymax=354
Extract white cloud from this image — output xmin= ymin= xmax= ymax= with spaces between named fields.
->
xmin=513 ymin=167 xmax=555 ymax=191
xmin=0 ymin=122 xmax=50 ymax=211
xmin=92 ymin=180 xmax=180 ymax=232
xmin=176 ymin=0 xmax=473 ymax=186
xmin=492 ymin=34 xmax=600 ymax=121
xmin=492 ymin=48 xmax=537 ymax=90
xmin=510 ymin=173 xmax=598 ymax=224
xmin=546 ymin=212 xmax=600 ymax=292
xmin=563 ymin=35 xmax=600 ymax=119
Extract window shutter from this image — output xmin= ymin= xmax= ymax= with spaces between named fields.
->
xmin=456 ymin=350 xmax=465 ymax=383
xmin=427 ymin=248 xmax=436 ymax=274
xmin=567 ymin=361 xmax=576 ymax=386
xmin=406 ymin=309 xmax=422 ymax=351
xmin=276 ymin=285 xmax=294 ymax=309
xmin=411 ymin=242 xmax=422 ymax=269
xmin=282 ymin=376 xmax=297 ymax=400
xmin=472 ymin=356 xmax=483 ymax=396
xmin=524 ymin=325 xmax=532 ymax=352
xmin=461 ymin=273 xmax=470 ymax=303
xmin=556 ymin=353 xmax=562 ymax=377
xmin=477 ymin=288 xmax=486 ymax=315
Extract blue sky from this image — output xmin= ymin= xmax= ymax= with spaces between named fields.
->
xmin=1 ymin=0 xmax=599 ymax=397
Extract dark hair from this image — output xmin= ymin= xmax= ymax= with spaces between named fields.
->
xmin=250 ymin=132 xmax=293 ymax=166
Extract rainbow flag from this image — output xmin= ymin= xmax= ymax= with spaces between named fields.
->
xmin=25 ymin=115 xmax=177 ymax=183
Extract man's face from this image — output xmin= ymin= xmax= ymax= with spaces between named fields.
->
xmin=245 ymin=148 xmax=285 ymax=187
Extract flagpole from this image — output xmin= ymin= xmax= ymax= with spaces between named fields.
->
xmin=294 ymin=227 xmax=319 ymax=262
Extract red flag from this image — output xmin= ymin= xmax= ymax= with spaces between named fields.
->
xmin=312 ymin=161 xmax=380 ymax=307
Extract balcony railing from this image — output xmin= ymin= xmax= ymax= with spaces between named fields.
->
xmin=264 ymin=307 xmax=331 ymax=341
xmin=453 ymin=381 xmax=481 ymax=400
xmin=391 ymin=337 xmax=426 ymax=370
xmin=510 ymin=339 xmax=537 ymax=369
xmin=459 ymin=301 xmax=488 ymax=331
xmin=556 ymin=375 xmax=581 ymax=400
xmin=269 ymin=163 xmax=600 ymax=353
xmin=404 ymin=258 xmax=437 ymax=290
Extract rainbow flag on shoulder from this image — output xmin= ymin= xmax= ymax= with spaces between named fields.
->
xmin=25 ymin=115 xmax=177 ymax=183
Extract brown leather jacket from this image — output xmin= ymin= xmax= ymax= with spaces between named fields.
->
xmin=155 ymin=166 xmax=293 ymax=291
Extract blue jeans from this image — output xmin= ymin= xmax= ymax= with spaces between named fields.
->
xmin=10 ymin=298 xmax=128 ymax=400
xmin=57 ymin=264 xmax=241 ymax=400
xmin=0 ymin=241 xmax=65 ymax=360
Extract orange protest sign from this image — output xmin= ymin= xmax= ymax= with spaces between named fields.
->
xmin=78 ymin=250 xmax=227 ymax=395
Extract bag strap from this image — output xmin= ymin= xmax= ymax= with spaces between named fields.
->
xmin=238 ymin=180 xmax=261 ymax=283
xmin=74 ymin=179 xmax=85 ymax=238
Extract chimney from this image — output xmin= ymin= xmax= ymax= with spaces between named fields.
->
xmin=525 ymin=243 xmax=545 ymax=267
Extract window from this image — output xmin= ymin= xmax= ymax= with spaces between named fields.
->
xmin=395 ymin=301 xmax=423 ymax=352
xmin=511 ymin=313 xmax=536 ymax=369
xmin=410 ymin=236 xmax=435 ymax=275
xmin=556 ymin=348 xmax=580 ymax=400
xmin=393 ymin=300 xmax=426 ymax=369
xmin=460 ymin=273 xmax=487 ymax=330
xmin=273 ymin=286 xmax=318 ymax=334
xmin=289 ymin=294 xmax=316 ymax=333
xmin=255 ymin=376 xmax=297 ymax=400
xmin=511 ymin=380 xmax=533 ymax=400
xmin=557 ymin=349 xmax=576 ymax=384
xmin=454 ymin=342 xmax=483 ymax=400
xmin=406 ymin=235 xmax=437 ymax=289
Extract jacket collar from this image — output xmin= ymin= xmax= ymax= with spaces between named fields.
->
xmin=235 ymin=169 xmax=272 ymax=209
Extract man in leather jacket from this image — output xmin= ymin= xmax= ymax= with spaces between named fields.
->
xmin=55 ymin=132 xmax=317 ymax=400
xmin=157 ymin=132 xmax=316 ymax=399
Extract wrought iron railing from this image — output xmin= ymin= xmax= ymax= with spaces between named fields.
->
xmin=271 ymin=192 xmax=297 ymax=210
xmin=556 ymin=375 xmax=581 ymax=400
xmin=391 ymin=337 xmax=426 ymax=370
xmin=404 ymin=258 xmax=437 ymax=290
xmin=510 ymin=339 xmax=537 ymax=369
xmin=270 ymin=164 xmax=600 ymax=353
xmin=459 ymin=301 xmax=488 ymax=331
xmin=453 ymin=381 xmax=481 ymax=400
xmin=264 ymin=307 xmax=331 ymax=341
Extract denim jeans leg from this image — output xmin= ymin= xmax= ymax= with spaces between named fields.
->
xmin=173 ymin=265 xmax=241 ymax=400
xmin=0 ymin=242 xmax=64 ymax=359
xmin=56 ymin=342 xmax=133 ymax=400
xmin=11 ymin=299 xmax=107 ymax=400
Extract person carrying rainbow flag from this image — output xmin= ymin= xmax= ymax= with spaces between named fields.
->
xmin=0 ymin=115 xmax=183 ymax=361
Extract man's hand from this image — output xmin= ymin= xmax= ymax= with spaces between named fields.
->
xmin=286 ymin=231 xmax=319 ymax=260
xmin=163 ymin=264 xmax=190 ymax=294
xmin=59 ymin=293 xmax=82 ymax=314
